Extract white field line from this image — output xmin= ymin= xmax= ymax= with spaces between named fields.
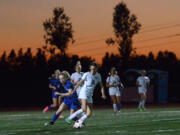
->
xmin=152 ymin=129 xmax=177 ymax=133
xmin=152 ymin=118 xmax=180 ymax=122
xmin=73 ymin=131 xmax=87 ymax=134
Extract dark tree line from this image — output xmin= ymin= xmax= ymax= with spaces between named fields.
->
xmin=0 ymin=48 xmax=180 ymax=108
xmin=0 ymin=48 xmax=93 ymax=108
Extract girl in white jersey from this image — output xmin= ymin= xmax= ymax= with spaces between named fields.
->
xmin=136 ymin=70 xmax=150 ymax=111
xmin=106 ymin=67 xmax=124 ymax=114
xmin=71 ymin=61 xmax=84 ymax=96
xmin=65 ymin=62 xmax=106 ymax=128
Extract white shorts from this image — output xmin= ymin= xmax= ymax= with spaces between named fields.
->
xmin=76 ymin=86 xmax=82 ymax=96
xmin=78 ymin=87 xmax=93 ymax=103
xmin=109 ymin=87 xmax=121 ymax=96
xmin=138 ymin=88 xmax=147 ymax=94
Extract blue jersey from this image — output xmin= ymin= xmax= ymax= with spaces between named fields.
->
xmin=49 ymin=78 xmax=63 ymax=98
xmin=63 ymin=80 xmax=78 ymax=100
xmin=63 ymin=80 xmax=80 ymax=109
xmin=49 ymin=78 xmax=61 ymax=90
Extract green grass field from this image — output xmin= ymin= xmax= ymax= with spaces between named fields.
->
xmin=0 ymin=108 xmax=180 ymax=135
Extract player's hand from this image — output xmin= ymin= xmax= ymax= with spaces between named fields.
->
xmin=55 ymin=92 xmax=59 ymax=95
xmin=101 ymin=95 xmax=106 ymax=99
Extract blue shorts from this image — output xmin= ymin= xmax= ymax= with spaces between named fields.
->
xmin=63 ymin=98 xmax=81 ymax=110
xmin=52 ymin=89 xmax=60 ymax=98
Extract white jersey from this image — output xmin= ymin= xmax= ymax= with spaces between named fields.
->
xmin=71 ymin=72 xmax=84 ymax=95
xmin=78 ymin=72 xmax=102 ymax=103
xmin=71 ymin=72 xmax=84 ymax=83
xmin=137 ymin=76 xmax=150 ymax=93
xmin=106 ymin=75 xmax=120 ymax=86
xmin=106 ymin=75 xmax=120 ymax=96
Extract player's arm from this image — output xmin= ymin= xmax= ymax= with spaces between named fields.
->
xmin=106 ymin=77 xmax=115 ymax=87
xmin=70 ymin=79 xmax=84 ymax=95
xmin=147 ymin=79 xmax=150 ymax=88
xmin=71 ymin=80 xmax=79 ymax=85
xmin=49 ymin=84 xmax=56 ymax=90
xmin=99 ymin=82 xmax=106 ymax=99
xmin=71 ymin=79 xmax=74 ymax=84
xmin=106 ymin=83 xmax=115 ymax=87
xmin=136 ymin=80 xmax=141 ymax=87
xmin=120 ymin=82 xmax=124 ymax=89
xmin=55 ymin=89 xmax=72 ymax=96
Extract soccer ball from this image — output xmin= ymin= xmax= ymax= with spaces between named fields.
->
xmin=73 ymin=121 xmax=84 ymax=129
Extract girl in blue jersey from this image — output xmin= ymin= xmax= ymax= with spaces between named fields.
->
xmin=44 ymin=71 xmax=81 ymax=125
xmin=43 ymin=70 xmax=63 ymax=116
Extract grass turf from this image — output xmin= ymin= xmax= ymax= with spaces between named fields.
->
xmin=0 ymin=108 xmax=180 ymax=135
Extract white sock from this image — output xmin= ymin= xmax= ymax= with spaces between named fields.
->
xmin=69 ymin=109 xmax=83 ymax=120
xmin=79 ymin=114 xmax=88 ymax=123
xmin=142 ymin=100 xmax=145 ymax=108
xmin=138 ymin=101 xmax=142 ymax=108
xmin=81 ymin=111 xmax=85 ymax=116
xmin=113 ymin=104 xmax=117 ymax=112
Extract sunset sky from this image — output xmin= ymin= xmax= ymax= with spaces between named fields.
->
xmin=1 ymin=0 xmax=180 ymax=63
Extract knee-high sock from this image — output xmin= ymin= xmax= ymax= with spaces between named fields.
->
xmin=79 ymin=114 xmax=88 ymax=124
xmin=113 ymin=104 xmax=117 ymax=112
xmin=52 ymin=113 xmax=59 ymax=123
xmin=117 ymin=104 xmax=121 ymax=111
xmin=44 ymin=104 xmax=53 ymax=112
xmin=138 ymin=101 xmax=142 ymax=108
xmin=69 ymin=109 xmax=84 ymax=120
xmin=48 ymin=104 xmax=53 ymax=109
xmin=141 ymin=100 xmax=145 ymax=108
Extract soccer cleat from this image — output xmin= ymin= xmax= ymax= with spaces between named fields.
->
xmin=138 ymin=108 xmax=142 ymax=111
xmin=65 ymin=118 xmax=72 ymax=125
xmin=42 ymin=107 xmax=48 ymax=113
xmin=44 ymin=122 xmax=54 ymax=126
xmin=59 ymin=115 xmax=64 ymax=118
xmin=82 ymin=122 xmax=86 ymax=127
xmin=141 ymin=107 xmax=146 ymax=111
xmin=114 ymin=111 xmax=119 ymax=115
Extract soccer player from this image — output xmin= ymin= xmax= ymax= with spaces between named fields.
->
xmin=71 ymin=61 xmax=84 ymax=96
xmin=136 ymin=70 xmax=150 ymax=111
xmin=42 ymin=69 xmax=63 ymax=117
xmin=106 ymin=67 xmax=123 ymax=114
xmin=44 ymin=71 xmax=81 ymax=125
xmin=65 ymin=62 xmax=106 ymax=127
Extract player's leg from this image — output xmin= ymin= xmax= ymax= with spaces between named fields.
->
xmin=138 ymin=93 xmax=143 ymax=111
xmin=49 ymin=103 xmax=67 ymax=125
xmin=110 ymin=95 xmax=118 ymax=114
xmin=116 ymin=88 xmax=121 ymax=112
xmin=65 ymin=99 xmax=87 ymax=124
xmin=116 ymin=96 xmax=121 ymax=112
xmin=43 ymin=97 xmax=58 ymax=113
xmin=109 ymin=88 xmax=118 ymax=114
xmin=69 ymin=100 xmax=81 ymax=121
xmin=58 ymin=96 xmax=63 ymax=106
xmin=141 ymin=93 xmax=147 ymax=110
xmin=78 ymin=103 xmax=92 ymax=125
xmin=58 ymin=96 xmax=64 ymax=118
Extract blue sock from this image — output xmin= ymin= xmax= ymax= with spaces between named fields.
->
xmin=117 ymin=104 xmax=121 ymax=111
xmin=48 ymin=105 xmax=53 ymax=109
xmin=52 ymin=113 xmax=59 ymax=123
